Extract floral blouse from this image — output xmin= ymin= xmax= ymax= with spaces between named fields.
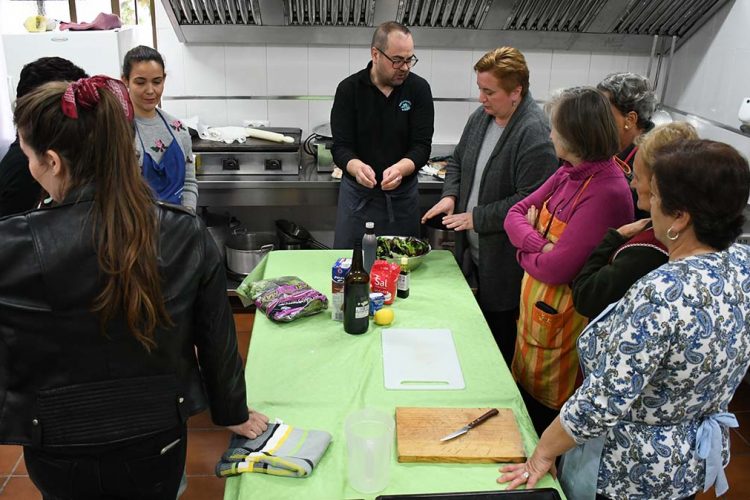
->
xmin=560 ymin=243 xmax=750 ymax=499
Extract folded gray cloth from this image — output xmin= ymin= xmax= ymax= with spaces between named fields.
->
xmin=216 ymin=422 xmax=332 ymax=478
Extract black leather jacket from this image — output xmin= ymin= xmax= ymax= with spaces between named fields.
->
xmin=0 ymin=187 xmax=247 ymax=446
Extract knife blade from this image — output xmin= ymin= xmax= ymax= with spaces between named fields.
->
xmin=440 ymin=408 xmax=499 ymax=442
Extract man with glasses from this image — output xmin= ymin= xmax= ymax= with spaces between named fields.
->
xmin=331 ymin=21 xmax=434 ymax=248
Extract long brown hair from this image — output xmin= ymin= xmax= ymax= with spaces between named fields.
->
xmin=14 ymin=81 xmax=172 ymax=351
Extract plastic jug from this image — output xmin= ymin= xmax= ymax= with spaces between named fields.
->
xmin=344 ymin=408 xmax=394 ymax=494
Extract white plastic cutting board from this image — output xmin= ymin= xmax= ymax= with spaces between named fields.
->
xmin=382 ymin=329 xmax=465 ymax=390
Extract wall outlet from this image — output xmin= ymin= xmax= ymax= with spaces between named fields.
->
xmin=737 ymin=233 xmax=750 ymax=246
xmin=243 ymin=119 xmax=270 ymax=128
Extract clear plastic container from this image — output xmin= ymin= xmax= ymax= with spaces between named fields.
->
xmin=344 ymin=407 xmax=394 ymax=494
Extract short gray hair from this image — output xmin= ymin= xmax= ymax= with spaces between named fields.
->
xmin=597 ymin=72 xmax=657 ymax=131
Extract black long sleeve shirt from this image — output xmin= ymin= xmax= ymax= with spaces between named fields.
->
xmin=572 ymin=228 xmax=668 ymax=318
xmin=0 ymin=139 xmax=42 ymax=217
xmin=330 ymin=62 xmax=434 ymax=188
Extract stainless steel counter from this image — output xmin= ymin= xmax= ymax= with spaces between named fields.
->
xmin=196 ymin=154 xmax=444 ymax=207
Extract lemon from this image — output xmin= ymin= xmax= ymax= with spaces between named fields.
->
xmin=373 ymin=308 xmax=394 ymax=326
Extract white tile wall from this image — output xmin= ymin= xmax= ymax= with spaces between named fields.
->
xmin=413 ymin=49 xmax=433 ymax=83
xmin=550 ymin=51 xmax=592 ymax=92
xmin=523 ymin=50 xmax=553 ymax=101
xmin=225 ymin=46 xmax=267 ymax=96
xmin=627 ymin=54 xmax=650 ymax=78
xmin=308 ymin=100 xmax=334 ymax=131
xmin=183 ymin=99 xmax=228 ymax=126
xmin=225 ymin=100 xmax=268 ymax=126
xmin=433 ymin=102 xmax=473 ymax=144
xmin=157 ymin=28 xmax=185 ymax=97
xmin=587 ymin=53 xmax=629 ymax=86
xmin=267 ymin=100 xmax=308 ymax=131
xmin=183 ymin=46 xmax=226 ymax=96
xmin=308 ymin=46 xmax=348 ymax=95
xmin=267 ymin=46 xmax=309 ymax=95
xmin=348 ymin=46 xmax=370 ymax=74
xmin=161 ymin=100 xmax=187 ymax=120
xmin=430 ymin=49 xmax=474 ymax=98
xmin=665 ymin=0 xmax=750 ymax=128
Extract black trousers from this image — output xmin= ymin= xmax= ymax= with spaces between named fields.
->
xmin=482 ymin=308 xmax=519 ymax=368
xmin=24 ymin=424 xmax=187 ymax=500
xmin=518 ymin=383 xmax=560 ymax=437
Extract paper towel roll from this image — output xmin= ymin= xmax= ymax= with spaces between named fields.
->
xmin=245 ymin=128 xmax=294 ymax=144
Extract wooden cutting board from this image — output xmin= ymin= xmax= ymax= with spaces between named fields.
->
xmin=395 ymin=407 xmax=526 ymax=463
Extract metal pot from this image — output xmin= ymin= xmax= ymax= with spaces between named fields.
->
xmin=201 ymin=207 xmax=240 ymax=262
xmin=225 ymin=230 xmax=276 ymax=275
xmin=422 ymin=217 xmax=455 ymax=251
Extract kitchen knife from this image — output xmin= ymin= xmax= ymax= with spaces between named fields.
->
xmin=439 ymin=408 xmax=499 ymax=442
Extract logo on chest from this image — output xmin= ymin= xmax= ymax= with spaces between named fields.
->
xmin=398 ymin=100 xmax=412 ymax=112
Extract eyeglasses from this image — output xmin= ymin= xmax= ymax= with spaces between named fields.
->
xmin=376 ymin=48 xmax=418 ymax=69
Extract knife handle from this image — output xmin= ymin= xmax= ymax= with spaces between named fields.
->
xmin=467 ymin=408 xmax=499 ymax=429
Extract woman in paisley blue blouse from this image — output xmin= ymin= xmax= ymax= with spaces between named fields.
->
xmin=498 ymin=139 xmax=750 ymax=500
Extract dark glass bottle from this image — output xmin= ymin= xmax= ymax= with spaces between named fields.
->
xmin=362 ymin=221 xmax=376 ymax=273
xmin=344 ymin=241 xmax=370 ymax=335
xmin=397 ymin=256 xmax=410 ymax=299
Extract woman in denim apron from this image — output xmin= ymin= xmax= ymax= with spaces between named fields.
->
xmin=122 ymin=45 xmax=197 ymax=209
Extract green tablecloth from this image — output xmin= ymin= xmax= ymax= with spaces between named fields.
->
xmin=224 ymin=249 xmax=564 ymax=500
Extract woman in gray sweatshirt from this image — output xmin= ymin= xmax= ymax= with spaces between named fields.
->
xmin=422 ymin=47 xmax=558 ymax=366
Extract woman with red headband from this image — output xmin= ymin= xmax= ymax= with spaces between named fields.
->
xmin=0 ymin=76 xmax=266 ymax=499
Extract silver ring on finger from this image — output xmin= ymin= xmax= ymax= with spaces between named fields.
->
xmin=522 ymin=471 xmax=530 ymax=479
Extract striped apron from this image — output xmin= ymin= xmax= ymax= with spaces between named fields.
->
xmin=511 ymin=176 xmax=592 ymax=410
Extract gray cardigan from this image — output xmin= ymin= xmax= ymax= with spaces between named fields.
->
xmin=442 ymin=93 xmax=558 ymax=311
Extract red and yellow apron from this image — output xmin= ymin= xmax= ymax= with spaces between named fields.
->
xmin=511 ymin=176 xmax=592 ymax=410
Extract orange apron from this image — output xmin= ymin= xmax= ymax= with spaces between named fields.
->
xmin=511 ymin=176 xmax=592 ymax=410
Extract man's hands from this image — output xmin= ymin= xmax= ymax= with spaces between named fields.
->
xmin=346 ymin=158 xmax=415 ymax=190
xmin=381 ymin=165 xmax=404 ymax=191
xmin=347 ymin=159 xmax=377 ymax=188
xmin=225 ymin=408 xmax=269 ymax=439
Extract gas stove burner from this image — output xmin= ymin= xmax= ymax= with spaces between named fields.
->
xmin=193 ymin=127 xmax=302 ymax=176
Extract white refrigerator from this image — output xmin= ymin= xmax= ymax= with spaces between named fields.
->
xmin=2 ymin=25 xmax=146 ymax=105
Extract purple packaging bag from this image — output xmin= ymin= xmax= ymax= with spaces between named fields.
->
xmin=248 ymin=276 xmax=328 ymax=322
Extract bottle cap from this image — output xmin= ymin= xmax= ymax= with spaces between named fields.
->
xmin=365 ymin=222 xmax=374 ymax=229
xmin=400 ymin=256 xmax=408 ymax=266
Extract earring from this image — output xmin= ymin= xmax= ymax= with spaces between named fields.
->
xmin=666 ymin=227 xmax=679 ymax=241
xmin=624 ymin=125 xmax=630 ymax=130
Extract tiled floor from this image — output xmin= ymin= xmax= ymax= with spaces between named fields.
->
xmin=1 ymin=314 xmax=749 ymax=499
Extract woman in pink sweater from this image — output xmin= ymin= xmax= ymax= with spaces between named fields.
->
xmin=504 ymin=87 xmax=633 ymax=434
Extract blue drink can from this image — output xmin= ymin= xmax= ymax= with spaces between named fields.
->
xmin=369 ymin=292 xmax=385 ymax=316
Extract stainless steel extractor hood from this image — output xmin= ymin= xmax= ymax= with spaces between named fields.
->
xmin=161 ymin=0 xmax=730 ymax=53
